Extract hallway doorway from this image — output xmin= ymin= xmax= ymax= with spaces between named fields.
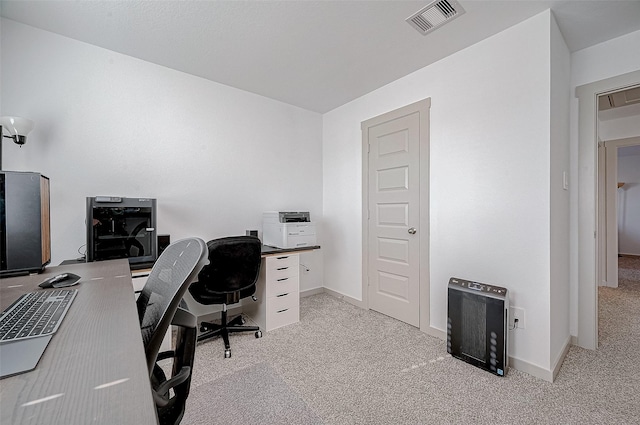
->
xmin=576 ymin=69 xmax=640 ymax=350
xmin=598 ymin=138 xmax=640 ymax=288
xmin=594 ymin=84 xmax=640 ymax=349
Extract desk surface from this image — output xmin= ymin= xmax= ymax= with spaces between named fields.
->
xmin=260 ymin=244 xmax=321 ymax=257
xmin=0 ymin=260 xmax=156 ymax=425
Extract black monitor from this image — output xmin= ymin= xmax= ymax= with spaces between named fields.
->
xmin=86 ymin=196 xmax=158 ymax=268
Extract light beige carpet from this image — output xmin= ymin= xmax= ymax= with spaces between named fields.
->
xmin=182 ymin=258 xmax=640 ymax=424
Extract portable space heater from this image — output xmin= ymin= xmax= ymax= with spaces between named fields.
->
xmin=447 ymin=277 xmax=509 ymax=376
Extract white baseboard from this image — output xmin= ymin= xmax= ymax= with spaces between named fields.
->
xmin=508 ymin=356 xmax=555 ymax=382
xmin=551 ymin=336 xmax=572 ymax=381
xmin=321 ymin=287 xmax=366 ymax=309
xmin=423 ymin=326 xmax=446 ymax=340
xmin=509 ymin=337 xmax=571 ymax=383
xmin=300 ymin=287 xmax=325 ymax=298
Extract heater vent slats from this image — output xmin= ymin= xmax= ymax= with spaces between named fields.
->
xmin=410 ymin=15 xmax=433 ymax=33
xmin=436 ymin=0 xmax=457 ymax=18
xmin=406 ymin=0 xmax=466 ymax=36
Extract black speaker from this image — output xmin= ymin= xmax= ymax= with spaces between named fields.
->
xmin=1 ymin=171 xmax=51 ymax=276
xmin=158 ymin=234 xmax=171 ymax=257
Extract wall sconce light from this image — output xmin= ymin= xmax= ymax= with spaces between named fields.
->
xmin=0 ymin=116 xmax=35 ymax=170
xmin=1 ymin=116 xmax=35 ymax=145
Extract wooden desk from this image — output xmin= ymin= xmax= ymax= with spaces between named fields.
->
xmin=0 ymin=260 xmax=157 ymax=425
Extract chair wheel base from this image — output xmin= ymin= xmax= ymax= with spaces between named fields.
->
xmin=255 ymin=330 xmax=262 ymax=338
xmin=224 ymin=349 xmax=231 ymax=359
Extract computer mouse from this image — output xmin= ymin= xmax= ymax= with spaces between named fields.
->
xmin=38 ymin=273 xmax=80 ymax=288
xmin=39 ymin=274 xmax=69 ymax=288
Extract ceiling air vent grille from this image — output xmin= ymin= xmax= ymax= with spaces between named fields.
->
xmin=406 ymin=0 xmax=466 ymax=36
xmin=624 ymin=87 xmax=640 ymax=103
xmin=598 ymin=86 xmax=640 ymax=111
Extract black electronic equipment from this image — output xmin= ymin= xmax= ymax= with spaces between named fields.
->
xmin=447 ymin=277 xmax=509 ymax=376
xmin=86 ymin=197 xmax=157 ymax=268
xmin=0 ymin=171 xmax=51 ymax=277
xmin=157 ymin=234 xmax=171 ymax=257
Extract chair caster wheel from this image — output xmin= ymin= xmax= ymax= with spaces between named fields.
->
xmin=255 ymin=330 xmax=262 ymax=338
xmin=224 ymin=349 xmax=231 ymax=359
xmin=200 ymin=325 xmax=207 ymax=333
xmin=239 ymin=316 xmax=246 ymax=325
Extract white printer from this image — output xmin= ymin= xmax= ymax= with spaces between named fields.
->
xmin=263 ymin=211 xmax=317 ymax=249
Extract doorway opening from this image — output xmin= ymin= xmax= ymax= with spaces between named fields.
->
xmin=597 ymin=85 xmax=640 ymax=290
xmin=597 ymin=86 xmax=640 ymax=356
xmin=598 ymin=136 xmax=640 ymax=289
xmin=576 ymin=69 xmax=640 ymax=350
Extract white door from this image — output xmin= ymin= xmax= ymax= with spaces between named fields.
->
xmin=365 ymin=108 xmax=422 ymax=327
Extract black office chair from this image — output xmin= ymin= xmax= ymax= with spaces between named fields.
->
xmin=137 ymin=237 xmax=208 ymax=425
xmin=188 ymin=236 xmax=263 ymax=358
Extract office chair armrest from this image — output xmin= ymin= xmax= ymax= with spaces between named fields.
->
xmin=155 ymin=308 xmax=196 ymax=361
xmin=172 ymin=307 xmax=197 ymax=328
xmin=156 ymin=350 xmax=175 ymax=361
xmin=153 ymin=366 xmax=191 ymax=407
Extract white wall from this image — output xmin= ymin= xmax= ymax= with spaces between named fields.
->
xmin=0 ymin=19 xmax=324 ymax=292
xmin=618 ymin=151 xmax=640 ymax=255
xmin=549 ymin=13 xmax=571 ymax=370
xmin=599 ymin=104 xmax=640 ymax=141
xmin=571 ymin=30 xmax=640 ymax=88
xmin=324 ymin=11 xmax=556 ymax=371
xmin=569 ymin=29 xmax=640 ymax=336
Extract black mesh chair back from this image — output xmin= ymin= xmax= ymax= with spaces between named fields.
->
xmin=136 ymin=237 xmax=208 ymax=425
xmin=193 ymin=236 xmax=262 ymax=303
xmin=188 ymin=236 xmax=262 ymax=358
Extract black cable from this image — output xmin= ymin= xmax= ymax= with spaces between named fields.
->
xmin=509 ymin=318 xmax=519 ymax=331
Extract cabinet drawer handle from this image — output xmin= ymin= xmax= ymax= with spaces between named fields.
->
xmin=276 ymin=277 xmax=289 ymax=282
xmin=276 ymin=308 xmax=289 ymax=314
xmin=276 ymin=256 xmax=288 ymax=259
xmin=276 ymin=293 xmax=289 ymax=297
xmin=276 ymin=267 xmax=289 ymax=271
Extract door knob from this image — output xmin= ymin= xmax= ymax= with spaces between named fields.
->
xmin=408 ymin=227 xmax=417 ymax=234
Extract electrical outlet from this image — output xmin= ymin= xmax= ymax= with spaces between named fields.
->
xmin=510 ymin=307 xmax=526 ymax=329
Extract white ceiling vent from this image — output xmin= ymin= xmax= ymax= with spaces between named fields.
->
xmin=406 ymin=0 xmax=466 ymax=36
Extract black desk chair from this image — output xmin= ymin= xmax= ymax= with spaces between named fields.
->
xmin=137 ymin=237 xmax=208 ymax=425
xmin=188 ymin=236 xmax=263 ymax=358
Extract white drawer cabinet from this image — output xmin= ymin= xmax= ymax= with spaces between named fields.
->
xmin=245 ymin=254 xmax=300 ymax=332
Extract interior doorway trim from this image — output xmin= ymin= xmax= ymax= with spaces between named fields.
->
xmin=600 ymin=136 xmax=640 ymax=289
xmin=360 ymin=98 xmax=442 ymax=339
xmin=576 ymin=69 xmax=640 ymax=350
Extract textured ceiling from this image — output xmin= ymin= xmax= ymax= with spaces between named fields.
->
xmin=2 ymin=0 xmax=640 ymax=113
